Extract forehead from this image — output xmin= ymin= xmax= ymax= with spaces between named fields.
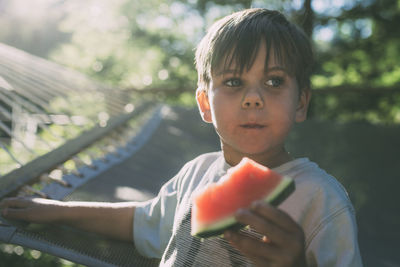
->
xmin=213 ymin=40 xmax=290 ymax=75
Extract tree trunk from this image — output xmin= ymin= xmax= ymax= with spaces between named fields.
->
xmin=302 ymin=0 xmax=314 ymax=37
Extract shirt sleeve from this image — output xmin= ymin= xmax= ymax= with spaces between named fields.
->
xmin=306 ymin=206 xmax=363 ymax=267
xmin=133 ymin=164 xmax=189 ymax=259
xmin=133 ymin=178 xmax=178 ymax=258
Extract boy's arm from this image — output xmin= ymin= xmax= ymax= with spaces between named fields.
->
xmin=0 ymin=197 xmax=136 ymax=242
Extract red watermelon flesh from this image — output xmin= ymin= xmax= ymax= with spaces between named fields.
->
xmin=191 ymin=157 xmax=294 ymax=238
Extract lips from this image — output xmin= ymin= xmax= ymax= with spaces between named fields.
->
xmin=240 ymin=123 xmax=265 ymax=129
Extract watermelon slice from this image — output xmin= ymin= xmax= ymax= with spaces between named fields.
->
xmin=191 ymin=157 xmax=295 ymax=238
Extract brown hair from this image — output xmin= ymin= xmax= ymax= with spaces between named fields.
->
xmin=195 ymin=8 xmax=313 ymax=91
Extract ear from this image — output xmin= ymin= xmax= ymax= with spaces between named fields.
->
xmin=295 ymin=89 xmax=311 ymax=123
xmin=196 ymin=88 xmax=212 ymax=123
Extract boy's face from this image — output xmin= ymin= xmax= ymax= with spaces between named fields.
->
xmin=197 ymin=41 xmax=311 ymax=167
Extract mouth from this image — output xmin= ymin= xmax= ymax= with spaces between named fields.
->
xmin=240 ymin=123 xmax=265 ymax=129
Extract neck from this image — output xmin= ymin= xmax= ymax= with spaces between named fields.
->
xmin=222 ymin=146 xmax=293 ymax=168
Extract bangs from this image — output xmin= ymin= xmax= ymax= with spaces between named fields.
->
xmin=196 ymin=8 xmax=313 ymax=91
xmin=211 ymin=18 xmax=298 ymax=77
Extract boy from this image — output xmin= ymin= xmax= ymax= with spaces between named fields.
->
xmin=1 ymin=8 xmax=362 ymax=266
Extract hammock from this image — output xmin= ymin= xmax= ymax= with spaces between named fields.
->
xmin=0 ymin=42 xmax=219 ymax=266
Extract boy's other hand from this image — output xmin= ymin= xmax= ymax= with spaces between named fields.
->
xmin=0 ymin=197 xmax=65 ymax=224
xmin=224 ymin=201 xmax=307 ymax=267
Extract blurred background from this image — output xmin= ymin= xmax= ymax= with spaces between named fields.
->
xmin=1 ymin=0 xmax=399 ymax=120
xmin=0 ymin=0 xmax=399 ymax=266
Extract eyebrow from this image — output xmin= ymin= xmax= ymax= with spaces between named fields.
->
xmin=215 ymin=66 xmax=288 ymax=76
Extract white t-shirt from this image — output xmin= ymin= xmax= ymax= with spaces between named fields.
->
xmin=134 ymin=152 xmax=363 ymax=266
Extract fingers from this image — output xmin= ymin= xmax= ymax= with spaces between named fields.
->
xmin=234 ymin=200 xmax=305 ymax=245
xmin=250 ymin=201 xmax=300 ymax=233
xmin=250 ymin=201 xmax=305 ymax=247
xmin=0 ymin=197 xmax=56 ymax=222
xmin=234 ymin=208 xmax=291 ymax=246
xmin=225 ymin=230 xmax=278 ymax=262
xmin=1 ymin=197 xmax=35 ymax=209
xmin=226 ymin=201 xmax=306 ymax=266
xmin=2 ymin=207 xmax=30 ymax=221
xmin=1 ymin=197 xmax=32 ymax=220
xmin=225 ymin=229 xmax=306 ymax=267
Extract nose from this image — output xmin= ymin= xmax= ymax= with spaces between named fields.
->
xmin=242 ymin=89 xmax=264 ymax=109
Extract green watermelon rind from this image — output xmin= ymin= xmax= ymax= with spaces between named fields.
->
xmin=192 ymin=176 xmax=295 ymax=239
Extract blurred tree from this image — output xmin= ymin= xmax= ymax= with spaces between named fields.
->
xmin=312 ymin=0 xmax=400 ymax=88
xmin=1 ymin=0 xmax=398 ymax=122
xmin=306 ymin=0 xmax=400 ymax=124
xmin=0 ymin=0 xmax=70 ymax=58
xmin=194 ymin=0 xmax=252 ymax=15
xmin=49 ymin=0 xmax=253 ymax=100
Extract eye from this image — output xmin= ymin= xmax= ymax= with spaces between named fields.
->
xmin=265 ymin=77 xmax=284 ymax=87
xmin=224 ymin=78 xmax=242 ymax=87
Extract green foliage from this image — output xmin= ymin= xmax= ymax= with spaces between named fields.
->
xmin=309 ymin=91 xmax=400 ymax=125
xmin=312 ymin=0 xmax=400 ymax=89
xmin=50 ymin=0 xmax=399 ymax=124
xmin=0 ymin=0 xmax=69 ymax=58
xmin=1 ymin=0 xmax=399 ymax=125
xmin=48 ymin=0 xmax=254 ymax=91
xmin=309 ymin=0 xmax=400 ymax=125
xmin=51 ymin=0 xmax=196 ymax=90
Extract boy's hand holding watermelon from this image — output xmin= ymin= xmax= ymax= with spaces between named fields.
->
xmin=225 ymin=201 xmax=307 ymax=267
xmin=191 ymin=157 xmax=306 ymax=266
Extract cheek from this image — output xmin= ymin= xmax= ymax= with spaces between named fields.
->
xmin=209 ymin=96 xmax=235 ymax=129
xmin=209 ymin=92 xmax=229 ymax=115
xmin=210 ymin=102 xmax=226 ymax=127
xmin=268 ymin=95 xmax=298 ymax=122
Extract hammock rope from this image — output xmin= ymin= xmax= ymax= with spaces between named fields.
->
xmin=0 ymin=42 xmax=220 ymax=266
